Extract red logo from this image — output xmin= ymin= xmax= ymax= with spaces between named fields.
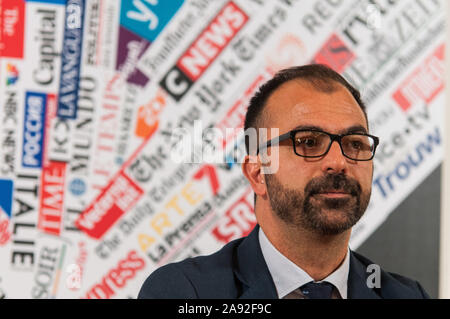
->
xmin=313 ymin=34 xmax=355 ymax=73
xmin=84 ymin=250 xmax=146 ymax=299
xmin=0 ymin=0 xmax=25 ymax=58
xmin=211 ymin=188 xmax=256 ymax=244
xmin=38 ymin=161 xmax=66 ymax=235
xmin=393 ymin=43 xmax=444 ymax=112
xmin=177 ymin=1 xmax=248 ymax=81
xmin=160 ymin=1 xmax=248 ymax=101
xmin=76 ymin=172 xmax=144 ymax=239
xmin=135 ymin=89 xmax=166 ymax=138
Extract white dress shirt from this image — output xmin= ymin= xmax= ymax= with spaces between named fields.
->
xmin=258 ymin=227 xmax=350 ymax=299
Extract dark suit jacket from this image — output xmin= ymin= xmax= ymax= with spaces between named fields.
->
xmin=138 ymin=225 xmax=429 ymax=299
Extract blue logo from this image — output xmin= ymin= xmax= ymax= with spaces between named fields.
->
xmin=69 ymin=178 xmax=86 ymax=196
xmin=0 ymin=180 xmax=13 ymax=218
xmin=57 ymin=0 xmax=85 ymax=119
xmin=22 ymin=92 xmax=46 ymax=169
xmin=120 ymin=0 xmax=184 ymax=42
xmin=26 ymin=0 xmax=66 ymax=4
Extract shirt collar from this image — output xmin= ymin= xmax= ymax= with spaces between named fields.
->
xmin=258 ymin=227 xmax=350 ymax=299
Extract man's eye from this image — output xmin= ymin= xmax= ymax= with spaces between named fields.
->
xmin=351 ymin=141 xmax=362 ymax=149
xmin=297 ymin=138 xmax=317 ymax=147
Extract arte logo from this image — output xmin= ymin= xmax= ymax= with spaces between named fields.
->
xmin=6 ymin=63 xmax=19 ymax=86
xmin=160 ymin=1 xmax=248 ymax=101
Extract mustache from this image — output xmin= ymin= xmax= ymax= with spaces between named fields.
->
xmin=305 ymin=173 xmax=361 ymax=197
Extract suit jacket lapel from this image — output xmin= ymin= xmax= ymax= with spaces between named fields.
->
xmin=348 ymin=251 xmax=381 ymax=299
xmin=234 ymin=225 xmax=278 ymax=299
xmin=233 ymin=227 xmax=382 ymax=299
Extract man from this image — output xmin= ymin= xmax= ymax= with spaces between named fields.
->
xmin=138 ymin=64 xmax=429 ymax=299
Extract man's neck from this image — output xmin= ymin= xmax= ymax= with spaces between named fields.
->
xmin=260 ymin=220 xmax=351 ymax=281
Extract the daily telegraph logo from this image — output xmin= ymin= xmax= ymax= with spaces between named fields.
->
xmin=120 ymin=0 xmax=184 ymax=43
xmin=160 ymin=1 xmax=248 ymax=101
xmin=57 ymin=0 xmax=85 ymax=119
xmin=22 ymin=92 xmax=47 ymax=169
xmin=0 ymin=0 xmax=25 ymax=58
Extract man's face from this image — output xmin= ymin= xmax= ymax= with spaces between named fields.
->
xmin=262 ymin=80 xmax=373 ymax=235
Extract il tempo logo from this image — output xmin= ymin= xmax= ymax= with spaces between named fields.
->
xmin=160 ymin=1 xmax=248 ymax=101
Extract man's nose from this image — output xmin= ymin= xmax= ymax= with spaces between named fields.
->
xmin=321 ymin=140 xmax=348 ymax=174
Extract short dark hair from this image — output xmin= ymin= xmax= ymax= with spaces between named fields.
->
xmin=244 ymin=64 xmax=368 ymax=155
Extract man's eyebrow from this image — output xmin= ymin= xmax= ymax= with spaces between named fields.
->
xmin=290 ymin=124 xmax=368 ymax=134
xmin=344 ymin=125 xmax=368 ymax=134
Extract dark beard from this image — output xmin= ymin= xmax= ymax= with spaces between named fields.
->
xmin=265 ymin=173 xmax=371 ymax=235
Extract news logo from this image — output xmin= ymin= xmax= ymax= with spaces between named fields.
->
xmin=57 ymin=0 xmax=85 ymax=119
xmin=38 ymin=161 xmax=67 ymax=236
xmin=160 ymin=1 xmax=248 ymax=101
xmin=22 ymin=92 xmax=47 ymax=169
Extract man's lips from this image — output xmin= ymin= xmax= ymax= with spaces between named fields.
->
xmin=313 ymin=191 xmax=353 ymax=199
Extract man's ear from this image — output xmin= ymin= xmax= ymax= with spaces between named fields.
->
xmin=242 ymin=155 xmax=266 ymax=197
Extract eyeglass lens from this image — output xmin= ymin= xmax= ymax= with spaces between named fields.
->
xmin=293 ymin=131 xmax=375 ymax=160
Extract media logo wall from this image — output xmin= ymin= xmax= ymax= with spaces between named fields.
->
xmin=0 ymin=0 xmax=445 ymax=299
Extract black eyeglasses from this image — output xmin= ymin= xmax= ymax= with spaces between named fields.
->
xmin=258 ymin=129 xmax=379 ymax=161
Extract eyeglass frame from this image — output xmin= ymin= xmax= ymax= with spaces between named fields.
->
xmin=257 ymin=129 xmax=380 ymax=161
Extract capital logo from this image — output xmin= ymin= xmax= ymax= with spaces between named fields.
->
xmin=6 ymin=64 xmax=19 ymax=86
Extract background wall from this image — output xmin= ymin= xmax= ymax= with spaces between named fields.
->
xmin=0 ymin=0 xmax=445 ymax=298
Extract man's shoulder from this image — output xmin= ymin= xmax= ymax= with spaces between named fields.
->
xmin=138 ymin=236 xmax=245 ymax=299
xmin=351 ymin=251 xmax=430 ymax=299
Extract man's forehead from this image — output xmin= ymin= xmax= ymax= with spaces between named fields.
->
xmin=264 ymin=80 xmax=367 ymax=130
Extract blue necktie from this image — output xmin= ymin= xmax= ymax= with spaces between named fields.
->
xmin=300 ymin=281 xmax=334 ymax=299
